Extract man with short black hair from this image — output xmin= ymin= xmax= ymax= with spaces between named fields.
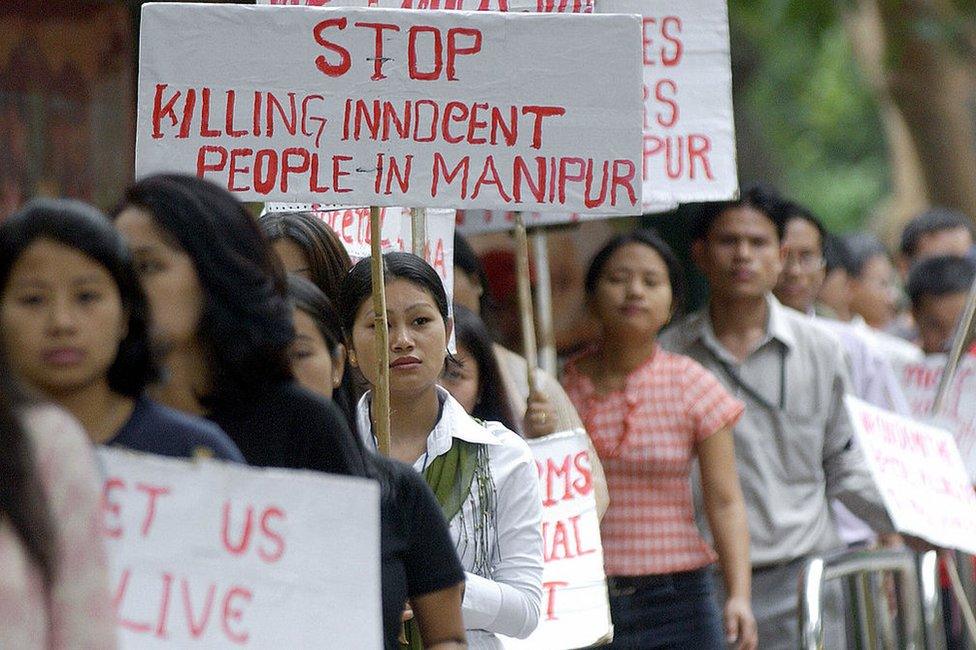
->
xmin=906 ymin=255 xmax=976 ymax=355
xmin=662 ymin=185 xmax=894 ymax=649
xmin=898 ymin=207 xmax=975 ymax=278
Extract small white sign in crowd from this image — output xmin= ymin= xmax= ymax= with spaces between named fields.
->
xmin=99 ymin=448 xmax=382 ymax=648
xmin=502 ymin=430 xmax=612 ymax=649
xmin=846 ymin=396 xmax=976 ymax=555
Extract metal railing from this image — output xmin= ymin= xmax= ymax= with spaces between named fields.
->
xmin=799 ymin=548 xmax=944 ymax=649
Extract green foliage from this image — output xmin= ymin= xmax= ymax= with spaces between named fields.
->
xmin=731 ymin=0 xmax=889 ymax=232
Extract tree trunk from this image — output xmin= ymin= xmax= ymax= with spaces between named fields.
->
xmin=876 ymin=0 xmax=976 ymax=224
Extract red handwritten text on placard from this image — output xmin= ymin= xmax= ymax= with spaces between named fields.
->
xmin=101 ymin=477 xmax=297 ymax=645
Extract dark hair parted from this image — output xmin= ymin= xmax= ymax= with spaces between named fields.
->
xmin=823 ymin=233 xmax=854 ymax=275
xmin=584 ymin=227 xmax=687 ymax=317
xmin=448 ymin=304 xmax=517 ymax=431
xmin=339 ymin=252 xmax=450 ymax=337
xmin=113 ymin=174 xmax=293 ymax=408
xmin=906 ymin=255 xmax=976 ymax=307
xmin=287 ymin=273 xmax=358 ymax=428
xmin=259 ymin=211 xmax=352 ymax=304
xmin=691 ymin=183 xmax=787 ymax=243
xmin=841 ymin=232 xmax=889 ymax=279
xmin=0 ymin=198 xmax=157 ymax=397
xmin=453 ymin=233 xmax=491 ymax=313
xmin=900 ymin=207 xmax=975 ymax=258
xmin=780 ymin=201 xmax=827 ymax=251
xmin=0 ymin=351 xmax=57 ymax=589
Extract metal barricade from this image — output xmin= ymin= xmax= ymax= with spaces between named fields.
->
xmin=799 ymin=548 xmax=944 ymax=649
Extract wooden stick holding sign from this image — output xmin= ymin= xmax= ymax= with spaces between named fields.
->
xmin=530 ymin=229 xmax=557 ymax=377
xmin=933 ymin=274 xmax=976 ymax=415
xmin=514 ymin=213 xmax=539 ymax=395
xmin=410 ymin=208 xmax=427 ymax=257
xmin=370 ymin=206 xmax=391 ymax=456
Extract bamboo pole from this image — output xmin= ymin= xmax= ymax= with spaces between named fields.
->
xmin=514 ymin=213 xmax=538 ymax=395
xmin=370 ymin=206 xmax=391 ymax=456
xmin=410 ymin=207 xmax=427 ymax=257
xmin=530 ymin=228 xmax=557 ymax=376
xmin=932 ymin=274 xmax=976 ymax=415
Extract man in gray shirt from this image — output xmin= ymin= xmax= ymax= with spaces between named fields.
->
xmin=660 ymin=185 xmax=894 ymax=648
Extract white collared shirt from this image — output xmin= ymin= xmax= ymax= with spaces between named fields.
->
xmin=358 ymin=387 xmax=543 ymax=648
xmin=661 ymin=294 xmax=894 ymax=565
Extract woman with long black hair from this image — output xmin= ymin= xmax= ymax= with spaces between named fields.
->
xmin=112 ymin=174 xmax=365 ymax=475
xmin=286 ymin=274 xmax=467 ymax=649
xmin=341 ymin=252 xmax=544 ymax=649
xmin=0 ymin=348 xmax=115 ymax=647
xmin=0 ymin=199 xmax=242 ymax=461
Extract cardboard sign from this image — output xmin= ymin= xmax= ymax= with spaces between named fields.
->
xmin=263 ymin=0 xmax=592 ymax=11
xmin=99 ymin=448 xmax=382 ymax=648
xmin=893 ymin=355 xmax=976 ymax=481
xmin=501 ymin=430 xmax=612 ymax=649
xmin=596 ymin=0 xmax=737 ymax=206
xmin=136 ymin=4 xmax=643 ymax=213
xmin=845 ymin=396 xmax=976 ymax=555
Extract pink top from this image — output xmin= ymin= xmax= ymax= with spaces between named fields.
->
xmin=563 ymin=345 xmax=743 ymax=576
xmin=0 ymin=405 xmax=116 ymax=649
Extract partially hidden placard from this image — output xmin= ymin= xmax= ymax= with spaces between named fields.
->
xmin=501 ymin=430 xmax=612 ymax=649
xmin=99 ymin=448 xmax=382 ymax=648
xmin=845 ymin=396 xmax=976 ymax=555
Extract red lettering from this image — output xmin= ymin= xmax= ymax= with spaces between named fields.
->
xmin=521 ymin=105 xmax=566 ymax=149
xmin=229 ymin=148 xmax=253 ymax=192
xmin=183 ymin=581 xmax=217 ymax=638
xmin=471 ymin=155 xmax=511 ymax=202
xmin=113 ymin=568 xmax=153 ymax=634
xmin=225 ymin=90 xmax=247 ymax=137
xmin=689 ymin=135 xmax=713 ymax=180
xmin=408 ymin=26 xmax=443 ymax=80
xmin=180 ymin=89 xmax=197 ymax=139
xmin=152 ymin=84 xmax=180 ymax=139
xmin=281 ymin=147 xmax=311 ymax=193
xmin=333 ymin=154 xmax=352 ymax=193
xmin=442 ymin=101 xmax=469 ymax=144
xmin=196 ymin=145 xmax=228 ymax=179
xmin=101 ymin=477 xmax=125 ymax=539
xmin=254 ymin=149 xmax=278 ymax=195
xmin=542 ymin=581 xmax=568 ymax=621
xmin=661 ymin=16 xmax=683 ymax=65
xmin=313 ymin=18 xmax=351 ymax=77
xmin=654 ymin=79 xmax=678 ymax=128
xmin=573 ymin=451 xmax=593 ymax=496
xmin=221 ymin=503 xmax=254 ymax=555
xmin=355 ymin=21 xmax=400 ymax=80
xmin=431 ymin=153 xmax=469 ymax=198
xmin=200 ymin=88 xmax=220 ymax=137
xmin=136 ymin=483 xmax=171 ymax=538
xmin=446 ymin=27 xmax=482 ymax=80
xmin=222 ymin=587 xmax=252 ymax=645
xmin=258 ymin=507 xmax=286 ymax=563
xmin=154 ymin=572 xmax=174 ymax=638
xmin=611 ymin=159 xmax=637 ymax=206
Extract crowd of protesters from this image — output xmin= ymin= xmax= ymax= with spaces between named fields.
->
xmin=1 ymin=175 xmax=975 ymax=649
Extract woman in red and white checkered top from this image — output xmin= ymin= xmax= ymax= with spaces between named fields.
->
xmin=562 ymin=229 xmax=756 ymax=650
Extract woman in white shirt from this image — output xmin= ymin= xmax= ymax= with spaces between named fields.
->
xmin=339 ymin=252 xmax=544 ymax=648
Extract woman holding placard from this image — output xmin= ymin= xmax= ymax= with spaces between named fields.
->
xmin=562 ymin=229 xmax=757 ymax=650
xmin=286 ymin=273 xmax=468 ymax=650
xmin=339 ymin=252 xmax=544 ymax=649
xmin=0 ymin=349 xmax=116 ymax=648
xmin=111 ymin=174 xmax=367 ymax=476
xmin=0 ymin=199 xmax=243 ymax=462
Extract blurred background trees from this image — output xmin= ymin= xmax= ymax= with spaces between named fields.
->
xmin=731 ymin=0 xmax=976 ymax=240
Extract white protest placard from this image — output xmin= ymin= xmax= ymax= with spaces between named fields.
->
xmin=501 ymin=430 xmax=611 ymax=649
xmin=596 ymin=0 xmax=737 ymax=206
xmin=845 ymin=396 xmax=976 ymax=555
xmin=99 ymin=448 xmax=382 ymax=648
xmin=262 ymin=0 xmax=592 ymax=12
xmin=454 ymin=202 xmax=677 ymax=234
xmin=136 ymin=4 xmax=643 ymax=213
xmin=892 ymin=355 xmax=976 ymax=481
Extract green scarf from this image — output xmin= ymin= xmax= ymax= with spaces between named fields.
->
xmin=402 ymin=438 xmax=487 ymax=649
